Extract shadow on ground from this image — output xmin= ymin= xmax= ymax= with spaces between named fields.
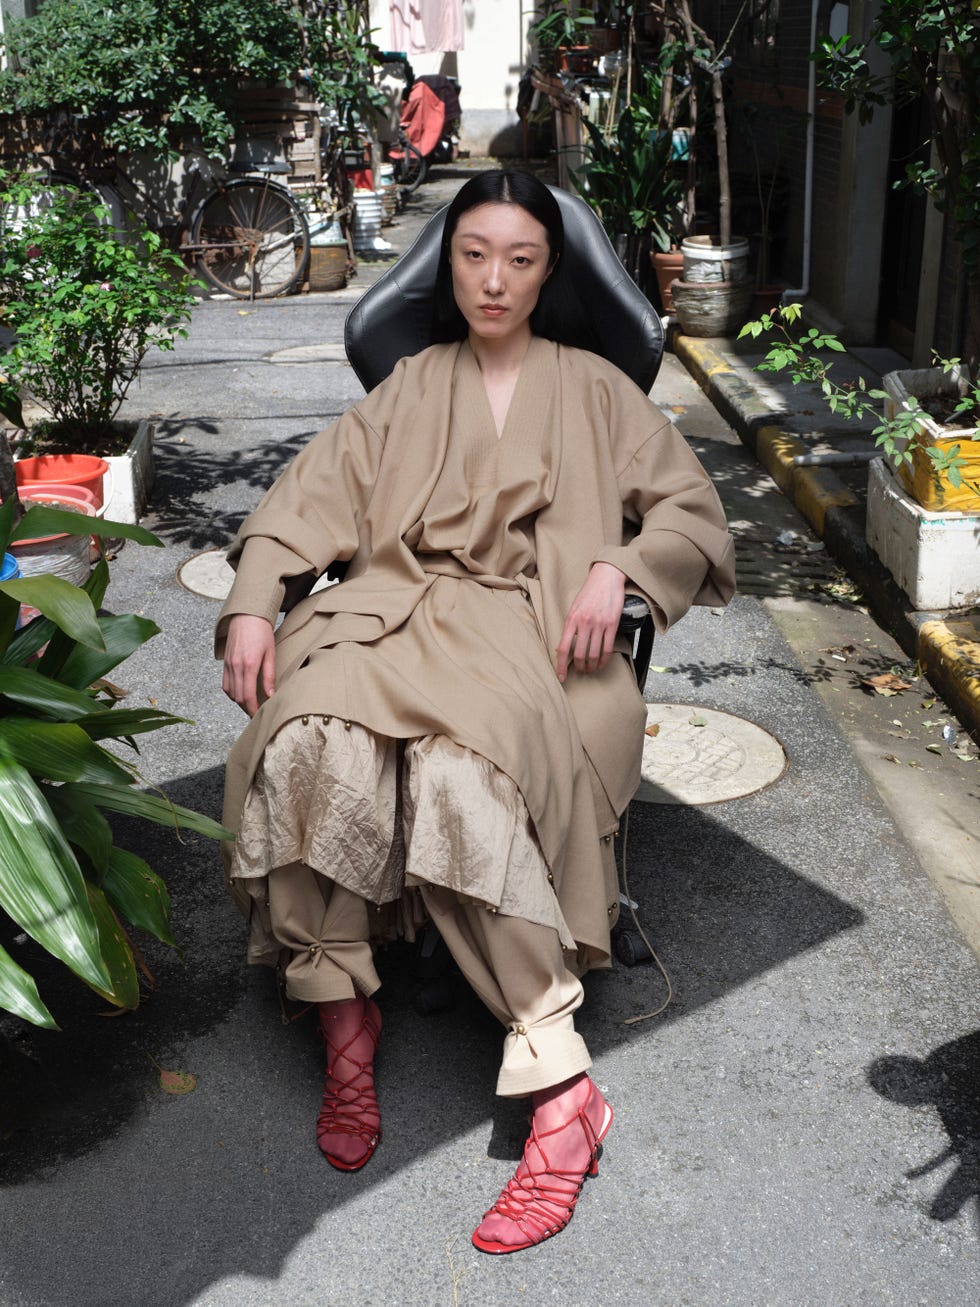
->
xmin=1 ymin=770 xmax=865 ymax=1305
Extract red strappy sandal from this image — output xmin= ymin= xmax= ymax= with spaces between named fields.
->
xmin=316 ymin=996 xmax=382 ymax=1171
xmin=471 ymin=1077 xmax=614 ymax=1254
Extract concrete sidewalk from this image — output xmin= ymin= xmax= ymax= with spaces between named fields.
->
xmin=0 ymin=171 xmax=978 ymax=1306
xmin=674 ymin=332 xmax=980 ymax=739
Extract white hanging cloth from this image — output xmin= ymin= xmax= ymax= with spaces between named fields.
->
xmin=390 ymin=0 xmax=464 ymax=53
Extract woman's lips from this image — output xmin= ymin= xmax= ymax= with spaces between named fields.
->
xmin=480 ymin=305 xmax=507 ymax=317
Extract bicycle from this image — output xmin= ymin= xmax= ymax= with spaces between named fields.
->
xmin=8 ymin=149 xmax=311 ymax=301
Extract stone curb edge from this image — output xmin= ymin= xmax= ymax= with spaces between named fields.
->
xmin=673 ymin=334 xmax=980 ymax=738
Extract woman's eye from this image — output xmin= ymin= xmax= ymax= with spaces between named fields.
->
xmin=513 ymin=256 xmax=530 ymax=267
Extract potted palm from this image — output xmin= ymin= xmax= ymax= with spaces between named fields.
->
xmin=0 ymin=171 xmax=196 ymax=523
xmin=0 ymin=497 xmax=230 ymax=1028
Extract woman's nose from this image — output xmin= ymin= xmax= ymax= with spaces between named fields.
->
xmin=483 ymin=260 xmax=505 ymax=294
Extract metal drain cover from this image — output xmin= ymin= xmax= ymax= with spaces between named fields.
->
xmin=178 ymin=549 xmax=235 ymax=600
xmin=635 ymin=703 xmax=788 ymax=805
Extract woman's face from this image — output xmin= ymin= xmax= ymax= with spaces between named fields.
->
xmin=449 ymin=202 xmax=554 ymax=346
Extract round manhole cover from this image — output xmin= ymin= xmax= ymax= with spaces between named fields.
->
xmin=178 ymin=549 xmax=235 ymax=600
xmin=634 ymin=703 xmax=788 ymax=805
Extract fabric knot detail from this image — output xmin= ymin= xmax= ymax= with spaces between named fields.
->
xmin=508 ymin=1022 xmax=538 ymax=1058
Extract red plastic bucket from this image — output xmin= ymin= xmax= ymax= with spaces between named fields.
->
xmin=15 ymin=453 xmax=109 ymax=509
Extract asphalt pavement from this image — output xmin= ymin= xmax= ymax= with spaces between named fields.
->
xmin=0 ymin=166 xmax=977 ymax=1307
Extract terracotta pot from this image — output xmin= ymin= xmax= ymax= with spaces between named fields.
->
xmin=651 ymin=248 xmax=684 ymax=313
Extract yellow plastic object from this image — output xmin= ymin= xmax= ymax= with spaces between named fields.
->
xmin=894 ymin=431 xmax=980 ymax=512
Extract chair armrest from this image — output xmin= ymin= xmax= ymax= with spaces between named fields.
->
xmin=618 ymin=594 xmax=650 ymax=636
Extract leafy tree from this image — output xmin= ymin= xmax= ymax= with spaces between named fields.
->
xmin=0 ymin=0 xmax=304 ymax=157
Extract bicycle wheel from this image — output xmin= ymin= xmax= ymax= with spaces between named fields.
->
xmin=189 ymin=176 xmax=310 ymax=299
xmin=391 ymin=141 xmax=427 ymax=194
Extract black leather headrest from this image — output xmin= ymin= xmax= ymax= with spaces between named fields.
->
xmin=344 ymin=186 xmax=664 ymax=394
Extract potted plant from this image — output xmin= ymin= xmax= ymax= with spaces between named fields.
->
xmin=529 ymin=2 xmax=596 ymax=74
xmin=741 ymin=304 xmax=980 ymax=609
xmin=657 ymin=0 xmax=753 ymax=334
xmin=0 ymin=171 xmax=197 ymax=523
xmin=0 ymin=496 xmax=230 ymax=1028
xmin=573 ymin=67 xmax=683 ymax=302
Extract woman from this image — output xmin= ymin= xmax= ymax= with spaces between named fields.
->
xmin=218 ymin=171 xmax=734 ymax=1254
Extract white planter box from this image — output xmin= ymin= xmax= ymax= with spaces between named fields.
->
xmin=103 ymin=419 xmax=155 ymax=524
xmin=866 ymin=457 xmax=980 ymax=610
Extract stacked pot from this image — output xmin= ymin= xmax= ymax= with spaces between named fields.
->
xmin=670 ymin=235 xmax=753 ymax=336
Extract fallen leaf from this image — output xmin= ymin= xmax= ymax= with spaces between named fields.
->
xmin=160 ymin=1069 xmax=197 ymax=1095
xmin=648 ymin=665 xmax=670 ymax=674
xmin=644 ymin=723 xmax=660 ymax=737
xmin=881 ymin=754 xmax=902 ymax=764
xmin=907 ymin=760 xmax=922 ymax=769
xmin=238 ymin=310 xmax=256 ymax=316
xmin=861 ymin=672 xmax=912 ymax=696
xmin=925 ymin=743 xmax=943 ymax=755
xmin=689 ymin=715 xmax=708 ymax=727
xmin=955 ymin=751 xmax=976 ymax=762
xmin=671 ymin=405 xmax=686 ymax=414
xmin=920 ymin=698 xmax=936 ymax=709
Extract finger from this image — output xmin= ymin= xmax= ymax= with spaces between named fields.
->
xmin=261 ymin=643 xmax=276 ymax=701
xmin=556 ymin=620 xmax=576 ymax=682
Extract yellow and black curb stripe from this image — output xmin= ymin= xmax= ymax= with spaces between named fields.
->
xmin=673 ymin=333 xmax=980 ymax=738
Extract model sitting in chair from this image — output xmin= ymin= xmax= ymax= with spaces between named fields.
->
xmin=217 ymin=170 xmax=734 ymax=1254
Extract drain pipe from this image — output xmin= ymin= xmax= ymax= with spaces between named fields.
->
xmin=781 ymin=0 xmax=820 ymax=306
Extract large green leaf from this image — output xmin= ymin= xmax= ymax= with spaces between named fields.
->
xmin=0 ymin=665 xmax=108 ymax=720
xmin=0 ymin=591 xmax=19 ymax=659
xmin=0 ymin=574 xmax=105 ymax=650
xmin=31 ymin=557 xmax=113 ymax=679
xmin=102 ymin=847 xmax=176 ymax=947
xmin=0 ymin=718 xmax=135 ymax=785
xmin=0 ymin=756 xmax=111 ymax=993
xmin=45 ymin=785 xmax=113 ymax=875
xmin=0 ymin=495 xmax=17 ymax=558
xmin=75 ymin=705 xmax=189 ymax=743
xmin=84 ymin=883 xmax=139 ymax=1009
xmin=68 ymin=781 xmax=233 ymax=841
xmin=10 ymin=505 xmax=162 ymax=548
xmin=54 ymin=613 xmax=160 ymax=689
xmin=0 ymin=941 xmax=58 ymax=1029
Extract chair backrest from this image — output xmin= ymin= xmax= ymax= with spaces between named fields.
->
xmin=344 ymin=186 xmax=664 ymax=394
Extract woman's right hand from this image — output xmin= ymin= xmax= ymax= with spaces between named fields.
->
xmin=222 ymin=614 xmax=276 ymax=716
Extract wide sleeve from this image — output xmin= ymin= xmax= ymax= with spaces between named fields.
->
xmin=214 ymin=364 xmax=403 ymax=655
xmin=593 ymin=413 xmax=736 ymax=631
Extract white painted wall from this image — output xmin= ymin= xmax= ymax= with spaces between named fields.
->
xmin=368 ymin=1 xmax=532 ymax=155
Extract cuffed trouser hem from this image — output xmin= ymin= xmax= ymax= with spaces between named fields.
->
xmin=267 ymin=861 xmax=381 ymax=1002
xmin=496 ymin=1028 xmax=592 ymax=1097
xmin=420 ymin=884 xmax=590 ymax=1099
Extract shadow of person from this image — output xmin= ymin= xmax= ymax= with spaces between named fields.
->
xmin=868 ymin=1032 xmax=980 ymax=1227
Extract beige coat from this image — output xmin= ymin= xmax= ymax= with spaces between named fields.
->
xmin=216 ymin=339 xmax=735 ymax=966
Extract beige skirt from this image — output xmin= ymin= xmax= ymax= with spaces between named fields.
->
xmin=229 ymin=715 xmax=575 ymax=965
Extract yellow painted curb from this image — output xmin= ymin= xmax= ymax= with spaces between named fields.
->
xmin=755 ymin=425 xmax=858 ymax=534
xmin=917 ymin=617 xmax=980 ymax=736
xmin=674 ymin=337 xmax=733 ymax=382
xmin=756 ymin=426 xmax=806 ymax=495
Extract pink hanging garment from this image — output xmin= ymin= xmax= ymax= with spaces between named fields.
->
xmin=390 ymin=0 xmax=463 ymax=53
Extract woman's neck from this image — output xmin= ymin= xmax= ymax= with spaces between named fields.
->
xmin=467 ymin=326 xmax=533 ymax=378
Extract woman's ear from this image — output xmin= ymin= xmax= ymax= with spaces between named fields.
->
xmin=545 ymin=251 xmax=559 ymax=281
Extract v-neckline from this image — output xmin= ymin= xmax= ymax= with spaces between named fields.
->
xmin=466 ymin=337 xmax=538 ymax=442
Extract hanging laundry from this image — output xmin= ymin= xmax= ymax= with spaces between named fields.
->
xmin=390 ymin=0 xmax=464 ymax=54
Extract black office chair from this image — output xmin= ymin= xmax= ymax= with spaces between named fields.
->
xmin=343 ymin=185 xmax=661 ymax=687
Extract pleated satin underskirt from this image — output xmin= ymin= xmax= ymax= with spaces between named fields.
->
xmin=230 ymin=714 xmax=575 ymax=962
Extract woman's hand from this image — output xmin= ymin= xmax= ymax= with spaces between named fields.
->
xmin=556 ymin=562 xmax=627 ymax=684
xmin=222 ymin=614 xmax=276 ymax=716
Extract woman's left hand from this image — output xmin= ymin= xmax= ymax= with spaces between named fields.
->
xmin=556 ymin=562 xmax=627 ymax=683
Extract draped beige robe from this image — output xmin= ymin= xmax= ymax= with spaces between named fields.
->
xmin=216 ymin=338 xmax=735 ymax=969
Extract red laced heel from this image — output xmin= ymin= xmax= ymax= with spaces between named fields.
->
xmin=316 ymin=996 xmax=382 ymax=1171
xmin=472 ymin=1077 xmax=614 ymax=1255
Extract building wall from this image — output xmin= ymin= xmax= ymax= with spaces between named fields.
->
xmin=368 ymin=0 xmax=530 ymax=155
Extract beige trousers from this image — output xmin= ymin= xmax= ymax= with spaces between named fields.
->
xmin=267 ymin=863 xmax=591 ymax=1097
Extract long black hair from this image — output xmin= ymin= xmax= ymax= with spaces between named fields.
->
xmin=431 ymin=170 xmax=600 ymax=353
